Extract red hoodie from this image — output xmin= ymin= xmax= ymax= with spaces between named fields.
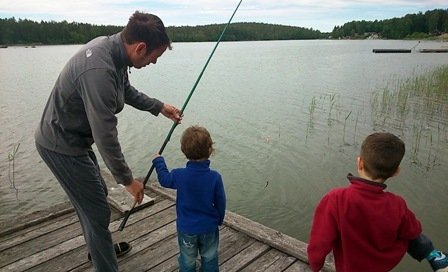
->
xmin=307 ymin=174 xmax=422 ymax=272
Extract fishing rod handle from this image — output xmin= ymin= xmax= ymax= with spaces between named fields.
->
xmin=143 ymin=165 xmax=155 ymax=187
xmin=142 ymin=127 xmax=175 ymax=187
xmin=119 ymin=136 xmax=167 ymax=230
xmin=119 ymin=127 xmax=172 ymax=230
xmin=118 ymin=201 xmax=137 ymax=231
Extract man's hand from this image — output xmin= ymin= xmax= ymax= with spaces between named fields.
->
xmin=125 ymin=179 xmax=144 ymax=205
xmin=160 ymin=103 xmax=182 ymax=123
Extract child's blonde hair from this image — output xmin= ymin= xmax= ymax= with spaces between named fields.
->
xmin=181 ymin=126 xmax=214 ymax=160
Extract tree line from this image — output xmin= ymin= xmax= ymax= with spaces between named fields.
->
xmin=0 ymin=18 xmax=122 ymax=45
xmin=167 ymin=22 xmax=325 ymax=42
xmin=0 ymin=8 xmax=447 ymax=45
xmin=0 ymin=19 xmax=324 ymax=45
xmin=331 ymin=9 xmax=448 ymax=39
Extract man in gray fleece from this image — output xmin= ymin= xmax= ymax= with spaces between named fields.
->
xmin=35 ymin=12 xmax=181 ymax=271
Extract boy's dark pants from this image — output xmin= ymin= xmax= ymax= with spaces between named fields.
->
xmin=408 ymin=233 xmax=434 ymax=261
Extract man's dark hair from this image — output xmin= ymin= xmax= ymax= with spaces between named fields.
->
xmin=360 ymin=132 xmax=405 ymax=180
xmin=181 ymin=126 xmax=214 ymax=160
xmin=122 ymin=11 xmax=172 ymax=53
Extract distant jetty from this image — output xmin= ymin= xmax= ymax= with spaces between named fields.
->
xmin=373 ymin=48 xmax=448 ymax=53
xmin=372 ymin=49 xmax=411 ymax=53
xmin=418 ymin=48 xmax=448 ymax=53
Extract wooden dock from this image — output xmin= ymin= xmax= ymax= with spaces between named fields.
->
xmin=0 ymin=173 xmax=335 ymax=272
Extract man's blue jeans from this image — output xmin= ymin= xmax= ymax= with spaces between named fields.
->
xmin=178 ymin=229 xmax=219 ymax=272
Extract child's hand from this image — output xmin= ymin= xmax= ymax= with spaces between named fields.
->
xmin=152 ymin=153 xmax=161 ymax=160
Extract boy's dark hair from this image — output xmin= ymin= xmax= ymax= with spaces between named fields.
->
xmin=360 ymin=132 xmax=405 ymax=180
xmin=122 ymin=11 xmax=172 ymax=53
xmin=181 ymin=126 xmax=214 ymax=160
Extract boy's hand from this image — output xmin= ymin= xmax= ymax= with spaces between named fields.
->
xmin=152 ymin=153 xmax=161 ymax=160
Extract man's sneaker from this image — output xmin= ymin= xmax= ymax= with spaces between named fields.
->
xmin=429 ymin=251 xmax=448 ymax=272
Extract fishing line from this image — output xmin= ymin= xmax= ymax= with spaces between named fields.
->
xmin=119 ymin=0 xmax=243 ymax=231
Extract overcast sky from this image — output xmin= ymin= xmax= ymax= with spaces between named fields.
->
xmin=0 ymin=0 xmax=447 ymax=32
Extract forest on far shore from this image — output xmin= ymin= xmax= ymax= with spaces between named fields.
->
xmin=331 ymin=9 xmax=448 ymax=39
xmin=0 ymin=9 xmax=447 ymax=45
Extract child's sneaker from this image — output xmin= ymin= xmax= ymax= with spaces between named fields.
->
xmin=429 ymin=251 xmax=448 ymax=272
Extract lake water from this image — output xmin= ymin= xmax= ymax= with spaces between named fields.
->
xmin=1 ymin=40 xmax=447 ymax=271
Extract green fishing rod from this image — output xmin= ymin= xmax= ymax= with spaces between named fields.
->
xmin=119 ymin=0 xmax=243 ymax=231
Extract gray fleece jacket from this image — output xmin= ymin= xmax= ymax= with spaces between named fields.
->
xmin=35 ymin=33 xmax=163 ymax=185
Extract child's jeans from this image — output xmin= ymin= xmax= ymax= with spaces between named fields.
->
xmin=178 ymin=229 xmax=219 ymax=272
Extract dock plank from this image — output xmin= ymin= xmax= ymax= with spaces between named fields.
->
xmin=283 ymin=260 xmax=313 ymax=272
xmin=32 ymin=242 xmax=90 ymax=272
xmin=218 ymin=228 xmax=255 ymax=265
xmin=0 ymin=212 xmax=78 ymax=252
xmin=111 ymin=204 xmax=176 ymax=243
xmin=146 ymin=254 xmax=178 ymax=272
xmin=119 ymin=230 xmax=178 ymax=272
xmin=240 ymin=248 xmax=296 ymax=271
xmin=1 ymin=234 xmax=85 ymax=272
xmin=0 ymin=215 xmax=84 ymax=267
xmin=220 ymin=241 xmax=270 ymax=271
xmin=0 ymin=201 xmax=73 ymax=237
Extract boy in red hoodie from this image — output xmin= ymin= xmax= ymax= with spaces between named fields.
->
xmin=307 ymin=132 xmax=447 ymax=272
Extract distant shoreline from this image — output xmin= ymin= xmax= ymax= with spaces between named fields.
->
xmin=1 ymin=34 xmax=447 ymax=48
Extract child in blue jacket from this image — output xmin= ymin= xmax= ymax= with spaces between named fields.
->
xmin=153 ymin=125 xmax=226 ymax=272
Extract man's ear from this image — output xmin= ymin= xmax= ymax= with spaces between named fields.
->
xmin=135 ymin=42 xmax=147 ymax=55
